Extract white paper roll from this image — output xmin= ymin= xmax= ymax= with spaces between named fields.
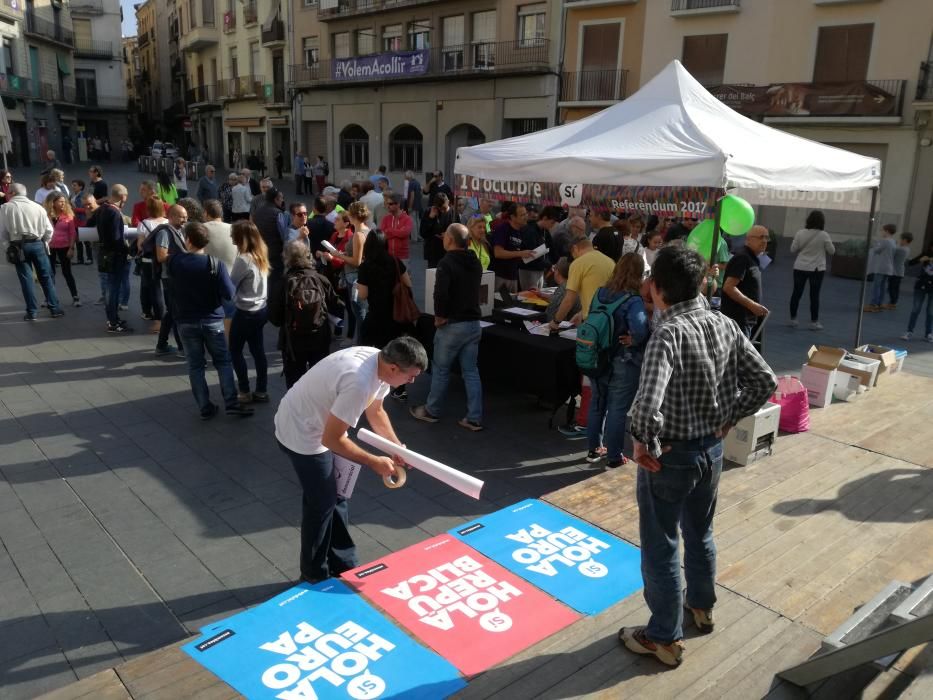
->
xmin=357 ymin=428 xmax=484 ymax=500
xmin=383 ymin=467 xmax=407 ymax=489
xmin=78 ymin=227 xmax=139 ymax=243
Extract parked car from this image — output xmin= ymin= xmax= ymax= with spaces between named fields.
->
xmin=150 ymin=140 xmax=163 ymax=157
xmin=150 ymin=141 xmax=179 ymax=159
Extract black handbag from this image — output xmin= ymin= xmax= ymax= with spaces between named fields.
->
xmin=4 ymin=241 xmax=22 ymax=265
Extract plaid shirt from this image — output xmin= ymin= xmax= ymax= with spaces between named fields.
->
xmin=629 ymin=295 xmax=777 ymax=457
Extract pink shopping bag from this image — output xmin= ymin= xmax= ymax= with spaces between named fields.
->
xmin=770 ymin=376 xmax=810 ymax=433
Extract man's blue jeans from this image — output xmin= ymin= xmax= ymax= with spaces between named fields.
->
xmin=98 ymin=263 xmax=130 ymax=304
xmin=637 ymin=435 xmax=722 ymax=645
xmin=177 ymin=319 xmax=238 ymax=412
xmin=870 ymin=273 xmax=888 ymax=306
xmin=427 ymin=320 xmax=483 ymax=423
xmin=276 ymin=441 xmax=357 ymax=582
xmin=14 ymin=241 xmax=61 ymax=316
xmin=907 ymin=288 xmax=933 ymax=336
xmin=105 ymin=252 xmax=128 ymax=325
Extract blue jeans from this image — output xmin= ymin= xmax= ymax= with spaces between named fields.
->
xmin=177 ymin=319 xmax=238 ymax=412
xmin=344 ymin=269 xmax=367 ymax=342
xmin=104 ymin=252 xmax=129 ymax=325
xmin=605 ymin=358 xmax=642 ymax=463
xmin=14 ymin=240 xmax=61 ymax=316
xmin=229 ymin=306 xmax=268 ymax=393
xmin=637 ymin=435 xmax=722 ymax=644
xmin=870 ymin=273 xmax=888 ymax=306
xmin=98 ymin=263 xmax=130 ymax=304
xmin=426 ymin=320 xmax=483 ymax=423
xmin=276 ymin=441 xmax=357 ymax=582
xmin=907 ymin=288 xmax=933 ymax=336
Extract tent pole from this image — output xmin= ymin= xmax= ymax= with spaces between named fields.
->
xmin=854 ymin=186 xmax=879 ymax=347
xmin=707 ymin=194 xmax=725 ymax=298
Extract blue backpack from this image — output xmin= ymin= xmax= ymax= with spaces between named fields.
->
xmin=575 ymin=292 xmax=631 ymax=378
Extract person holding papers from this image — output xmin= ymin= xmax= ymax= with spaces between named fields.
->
xmin=275 ymin=336 xmax=428 ymax=583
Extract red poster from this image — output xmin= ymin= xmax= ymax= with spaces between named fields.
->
xmin=341 ymin=536 xmax=579 ymax=676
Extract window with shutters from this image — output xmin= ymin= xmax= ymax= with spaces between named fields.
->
xmin=813 ymin=24 xmax=873 ymax=83
xmin=517 ymin=4 xmax=546 ymax=48
xmin=229 ymin=46 xmax=238 ymax=78
xmin=357 ymin=29 xmax=375 ymax=56
xmin=442 ymin=15 xmax=464 ymax=71
xmin=334 ymin=32 xmax=350 ymax=59
xmin=389 ymin=124 xmax=423 ymax=172
xmin=73 ymin=18 xmax=92 ymax=47
xmin=472 ymin=10 xmax=496 ymax=68
xmin=383 ymin=24 xmax=402 ymax=52
xmin=578 ymin=22 xmax=621 ymax=101
xmin=682 ymin=33 xmax=727 ymax=86
xmin=2 ymin=38 xmax=14 ymax=74
xmin=75 ymin=68 xmax=97 ymax=107
xmin=408 ymin=20 xmax=430 ymax=50
xmin=303 ymin=36 xmax=319 ymax=68
xmin=341 ymin=124 xmax=369 ymax=169
xmin=249 ymin=41 xmax=259 ymax=76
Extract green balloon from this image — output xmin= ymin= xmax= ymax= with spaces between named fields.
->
xmin=686 ymin=219 xmax=716 ymax=260
xmin=720 ymin=195 xmax=755 ymax=236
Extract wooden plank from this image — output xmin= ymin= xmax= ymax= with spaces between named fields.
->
xmin=37 ymin=669 xmax=131 ymax=700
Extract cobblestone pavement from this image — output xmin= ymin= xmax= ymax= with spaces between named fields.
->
xmin=1 ymin=162 xmax=930 ymax=698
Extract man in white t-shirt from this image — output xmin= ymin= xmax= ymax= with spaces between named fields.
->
xmin=274 ymin=336 xmax=429 ymax=583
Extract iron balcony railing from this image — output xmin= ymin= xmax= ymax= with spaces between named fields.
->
xmin=290 ymin=39 xmax=551 ymax=86
xmin=0 ymin=74 xmax=31 ymax=97
xmin=73 ymin=38 xmax=116 ymax=59
xmin=75 ymin=92 xmax=129 ymax=109
xmin=261 ymin=18 xmax=284 ymax=44
xmin=186 ymin=84 xmax=217 ymax=104
xmin=217 ymin=74 xmax=263 ymax=99
xmin=917 ymin=62 xmax=933 ymax=101
xmin=25 ymin=12 xmax=75 ymax=46
xmin=671 ymin=0 xmax=740 ymax=10
xmin=37 ymin=82 xmax=77 ymax=103
xmin=260 ymin=83 xmax=286 ymax=104
xmin=560 ymin=69 xmax=628 ymax=102
xmin=318 ymin=0 xmax=443 ymax=21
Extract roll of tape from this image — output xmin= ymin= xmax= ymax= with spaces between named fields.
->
xmin=383 ymin=468 xmax=407 ymax=489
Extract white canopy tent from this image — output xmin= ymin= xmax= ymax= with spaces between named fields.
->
xmin=454 ymin=60 xmax=883 ymax=343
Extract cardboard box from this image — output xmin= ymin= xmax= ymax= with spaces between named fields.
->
xmin=851 ymin=345 xmax=898 ymax=385
xmin=838 ymin=355 xmax=880 ymax=389
xmin=724 ymin=403 xmax=780 ymax=466
xmin=833 ymin=372 xmax=861 ymax=402
xmin=800 ymin=346 xmax=846 ymax=408
xmin=424 ymin=268 xmax=495 ymax=318
xmin=801 ymin=364 xmax=836 ymax=408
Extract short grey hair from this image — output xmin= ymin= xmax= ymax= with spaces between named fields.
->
xmin=340 ymin=179 xmax=352 ymax=191
xmin=10 ymin=182 xmax=26 ymax=196
xmin=283 ymin=240 xmax=312 ymax=269
xmin=404 ymin=170 xmax=414 ymax=179
xmin=380 ymin=336 xmax=428 ymax=371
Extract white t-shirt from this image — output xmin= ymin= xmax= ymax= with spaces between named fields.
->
xmin=274 ymin=347 xmax=389 ymax=455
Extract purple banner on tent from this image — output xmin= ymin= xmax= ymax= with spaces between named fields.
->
xmin=332 ymin=50 xmax=429 ymax=81
xmin=455 ymin=175 xmax=723 ymax=218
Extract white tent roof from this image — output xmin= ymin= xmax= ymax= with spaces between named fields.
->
xmin=455 ymin=60 xmax=880 ymax=192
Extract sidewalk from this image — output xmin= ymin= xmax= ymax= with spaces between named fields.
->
xmin=1 ymin=161 xmax=932 ymax=697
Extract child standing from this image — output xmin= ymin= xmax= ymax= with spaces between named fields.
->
xmin=884 ymin=232 xmax=913 ymax=310
xmin=864 ymin=223 xmax=896 ymax=312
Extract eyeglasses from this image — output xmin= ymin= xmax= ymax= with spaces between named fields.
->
xmin=295 ymin=210 xmax=308 ymax=217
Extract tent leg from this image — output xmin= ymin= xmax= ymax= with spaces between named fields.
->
xmin=707 ymin=195 xmax=725 ymax=298
xmin=854 ymin=187 xmax=879 ymax=347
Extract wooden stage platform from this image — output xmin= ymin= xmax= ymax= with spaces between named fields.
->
xmin=39 ymin=372 xmax=933 ymax=700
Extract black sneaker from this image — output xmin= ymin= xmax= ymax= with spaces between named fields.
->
xmin=107 ymin=322 xmax=133 ymax=333
xmin=606 ymin=457 xmax=627 ymax=470
xmin=226 ymin=404 xmax=255 ymax=417
xmin=50 ymin=309 xmax=65 ymax=318
xmin=200 ymin=403 xmax=219 ymax=420
xmin=23 ymin=314 xmax=37 ymax=322
xmin=155 ymin=344 xmax=177 ymax=355
xmin=391 ymin=386 xmax=408 ymax=402
xmin=585 ymin=450 xmax=603 ymax=464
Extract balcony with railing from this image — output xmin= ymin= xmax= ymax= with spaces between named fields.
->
xmin=217 ymin=74 xmax=263 ymax=100
xmin=291 ymin=39 xmax=551 ymax=87
xmin=186 ymin=83 xmax=218 ymax=106
xmin=917 ymin=62 xmax=933 ymax=103
xmin=560 ymin=69 xmax=628 ymax=104
xmin=260 ymin=82 xmax=287 ymax=105
xmin=70 ymin=0 xmax=104 ymax=14
xmin=0 ymin=74 xmax=31 ymax=97
xmin=180 ymin=11 xmax=219 ymax=51
xmin=36 ymin=82 xmax=76 ymax=103
xmin=671 ymin=0 xmax=741 ymax=15
xmin=25 ymin=12 xmax=75 ymax=46
xmin=73 ymin=38 xmax=116 ymax=59
xmin=261 ymin=17 xmax=285 ymax=45
xmin=318 ymin=0 xmax=444 ymax=21
xmin=75 ymin=91 xmax=128 ymax=109
xmin=243 ymin=0 xmax=257 ymax=25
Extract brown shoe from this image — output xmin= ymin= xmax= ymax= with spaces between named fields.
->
xmin=863 ymin=305 xmax=880 ymax=313
xmin=685 ymin=605 xmax=715 ymax=634
xmin=619 ymin=626 xmax=684 ymax=667
xmin=881 ymin=304 xmax=897 ymax=310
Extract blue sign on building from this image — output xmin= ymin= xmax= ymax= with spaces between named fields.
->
xmin=332 ymin=49 xmax=430 ymax=81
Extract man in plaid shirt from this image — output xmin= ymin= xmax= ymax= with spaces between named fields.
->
xmin=620 ymin=246 xmax=777 ymax=667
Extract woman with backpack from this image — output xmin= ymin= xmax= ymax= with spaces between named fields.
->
xmin=356 ymin=229 xmax=416 ymax=399
xmin=270 ymin=240 xmax=342 ymax=388
xmin=229 ymin=221 xmax=270 ymax=403
xmin=584 ymin=253 xmax=650 ymax=469
xmin=136 ymin=195 xmax=168 ymax=323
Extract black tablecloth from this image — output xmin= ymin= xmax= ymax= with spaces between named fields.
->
xmin=414 ymin=315 xmax=579 ymax=406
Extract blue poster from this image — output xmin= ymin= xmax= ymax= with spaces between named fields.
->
xmin=183 ymin=580 xmax=466 ymax=700
xmin=449 ymin=499 xmax=642 ymax=615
